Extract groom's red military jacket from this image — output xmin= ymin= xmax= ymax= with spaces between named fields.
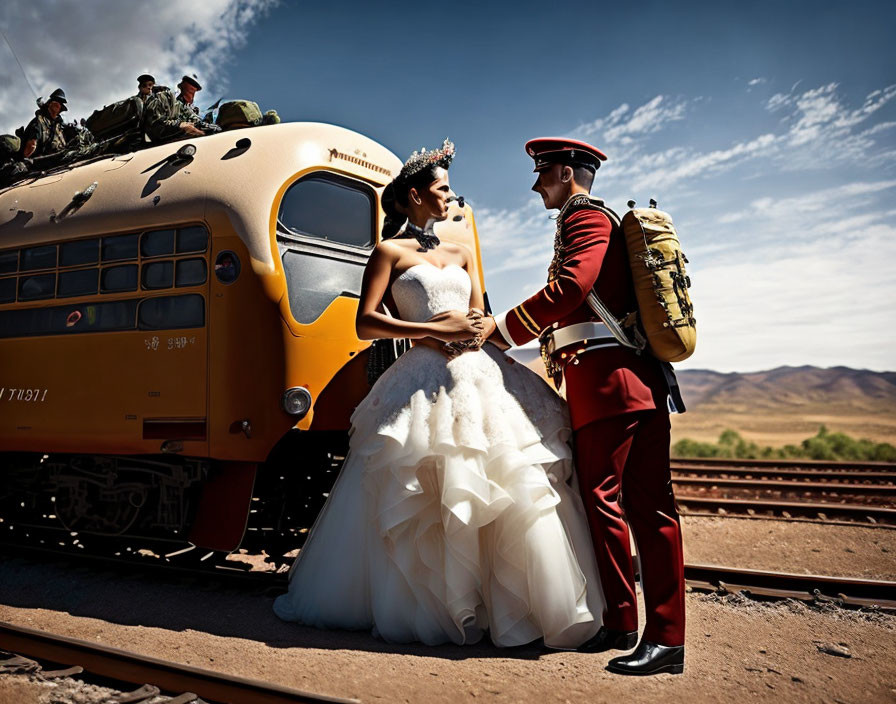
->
xmin=493 ymin=195 xmax=667 ymax=430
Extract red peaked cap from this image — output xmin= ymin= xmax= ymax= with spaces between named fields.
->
xmin=525 ymin=137 xmax=607 ymax=172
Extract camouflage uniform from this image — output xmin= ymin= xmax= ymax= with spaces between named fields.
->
xmin=23 ymin=108 xmax=67 ymax=157
xmin=143 ymin=89 xmax=201 ymax=144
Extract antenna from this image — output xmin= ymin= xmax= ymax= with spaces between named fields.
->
xmin=1 ymin=29 xmax=39 ymax=101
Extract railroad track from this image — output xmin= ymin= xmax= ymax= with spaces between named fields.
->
xmin=670 ymin=458 xmax=896 ymax=525
xmin=671 ymin=457 xmax=896 ymax=472
xmin=682 ymin=564 xmax=896 ymax=610
xmin=0 ymin=621 xmax=356 ymax=704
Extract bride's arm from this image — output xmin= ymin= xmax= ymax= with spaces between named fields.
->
xmin=356 ymin=245 xmax=483 ymax=342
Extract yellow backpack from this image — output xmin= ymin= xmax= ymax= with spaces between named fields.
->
xmin=588 ymin=200 xmax=696 ymax=363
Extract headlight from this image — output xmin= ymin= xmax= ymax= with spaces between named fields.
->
xmin=282 ymin=387 xmax=312 ymax=417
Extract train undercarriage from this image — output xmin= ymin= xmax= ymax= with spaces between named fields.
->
xmin=0 ymin=430 xmax=348 ymax=569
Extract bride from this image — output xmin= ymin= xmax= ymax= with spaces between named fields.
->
xmin=273 ymin=140 xmax=603 ymax=648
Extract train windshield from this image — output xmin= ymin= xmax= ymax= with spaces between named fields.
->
xmin=276 ymin=172 xmax=376 ymax=325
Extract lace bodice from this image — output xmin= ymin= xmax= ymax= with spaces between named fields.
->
xmin=390 ymin=263 xmax=471 ymax=323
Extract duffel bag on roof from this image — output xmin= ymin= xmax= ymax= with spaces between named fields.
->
xmin=216 ymin=100 xmax=263 ymax=130
xmin=85 ymin=96 xmax=144 ymax=141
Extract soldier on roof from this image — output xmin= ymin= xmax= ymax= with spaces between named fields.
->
xmin=22 ymin=88 xmax=68 ymax=158
xmin=142 ymin=75 xmax=204 ymax=144
xmin=136 ymin=74 xmax=155 ymax=103
xmin=176 ymin=75 xmax=202 ymax=116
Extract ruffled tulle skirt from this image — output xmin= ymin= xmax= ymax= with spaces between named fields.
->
xmin=273 ymin=343 xmax=604 ymax=648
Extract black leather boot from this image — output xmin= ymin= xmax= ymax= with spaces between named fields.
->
xmin=577 ymin=626 xmax=638 ymax=653
xmin=606 ymin=640 xmax=684 ymax=675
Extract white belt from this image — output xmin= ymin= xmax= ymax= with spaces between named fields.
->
xmin=544 ymin=321 xmax=621 ymax=356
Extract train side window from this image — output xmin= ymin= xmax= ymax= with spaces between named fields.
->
xmin=177 ymin=226 xmax=208 ymax=253
xmin=0 ymin=299 xmax=138 ymax=338
xmin=58 ymin=268 xmax=99 ymax=297
xmin=142 ymin=261 xmax=174 ymax=290
xmin=0 ymin=250 xmax=18 ymax=274
xmin=18 ymin=273 xmax=56 ymax=300
xmin=0 ymin=277 xmax=15 ymax=303
xmin=277 ymin=174 xmax=375 ymax=248
xmin=102 ymin=233 xmax=139 ymax=262
xmin=20 ymin=245 xmax=57 ymax=271
xmin=138 ymin=294 xmax=205 ymax=330
xmin=101 ymin=264 xmax=138 ymax=293
xmin=142 ymin=229 xmax=176 ymax=258
xmin=176 ymin=258 xmax=207 ymax=287
xmin=60 ymin=239 xmax=99 ymax=267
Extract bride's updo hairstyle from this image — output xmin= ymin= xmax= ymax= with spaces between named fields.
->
xmin=382 ymin=139 xmax=455 ymax=239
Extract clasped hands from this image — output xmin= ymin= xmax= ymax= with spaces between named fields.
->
xmin=426 ymin=308 xmax=497 ymax=359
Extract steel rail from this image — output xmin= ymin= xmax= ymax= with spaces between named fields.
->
xmin=673 ymin=476 xmax=896 ymax=496
xmin=672 ymin=466 xmax=896 ymax=483
xmin=675 ymin=496 xmax=896 ymax=524
xmin=0 ymin=621 xmax=357 ymax=704
xmin=683 ymin=564 xmax=896 ymax=609
xmin=672 ymin=457 xmax=896 ymax=471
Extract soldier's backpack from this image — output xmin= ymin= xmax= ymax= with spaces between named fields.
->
xmin=216 ymin=100 xmax=263 ymax=130
xmin=85 ymin=96 xmax=144 ymax=141
xmin=0 ymin=134 xmax=21 ymax=161
xmin=587 ymin=201 xmax=696 ymax=363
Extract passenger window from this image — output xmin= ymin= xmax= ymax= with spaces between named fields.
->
xmin=177 ymin=226 xmax=208 ymax=253
xmin=175 ymin=258 xmax=207 ymax=287
xmin=102 ymin=233 xmax=139 ymax=261
xmin=138 ymin=294 xmax=204 ymax=330
xmin=0 ymin=299 xmax=138 ymax=338
xmin=277 ymin=174 xmax=374 ymax=248
xmin=20 ymin=245 xmax=57 ymax=271
xmin=18 ymin=273 xmax=56 ymax=300
xmin=142 ymin=261 xmax=174 ymax=289
xmin=101 ymin=264 xmax=138 ymax=293
xmin=0 ymin=277 xmax=15 ymax=303
xmin=0 ymin=250 xmax=17 ymax=274
xmin=60 ymin=239 xmax=99 ymax=267
xmin=142 ymin=229 xmax=176 ymax=258
xmin=58 ymin=268 xmax=99 ymax=297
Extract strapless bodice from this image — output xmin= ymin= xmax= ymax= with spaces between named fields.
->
xmin=390 ymin=263 xmax=471 ymax=322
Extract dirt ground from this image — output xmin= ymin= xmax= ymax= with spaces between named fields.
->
xmin=669 ymin=410 xmax=896 ymax=447
xmin=681 ymin=516 xmax=896 ymax=580
xmin=1 ymin=518 xmax=895 ymax=703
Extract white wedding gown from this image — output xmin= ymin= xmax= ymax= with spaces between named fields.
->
xmin=273 ymin=263 xmax=604 ymax=648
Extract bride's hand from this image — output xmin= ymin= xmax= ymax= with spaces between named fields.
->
xmin=426 ymin=309 xmax=484 ymax=343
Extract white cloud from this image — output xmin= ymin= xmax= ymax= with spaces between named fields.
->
xmin=576 ymin=95 xmax=687 ymax=142
xmin=0 ymin=0 xmax=277 ymax=132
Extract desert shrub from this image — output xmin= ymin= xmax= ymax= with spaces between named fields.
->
xmin=673 ymin=426 xmax=896 ymax=461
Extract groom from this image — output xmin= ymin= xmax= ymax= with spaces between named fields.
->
xmin=482 ymin=138 xmax=685 ymax=675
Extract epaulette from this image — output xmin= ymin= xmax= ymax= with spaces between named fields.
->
xmin=560 ymin=195 xmax=620 ymax=227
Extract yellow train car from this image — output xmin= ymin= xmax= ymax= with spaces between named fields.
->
xmin=0 ymin=123 xmax=485 ymax=555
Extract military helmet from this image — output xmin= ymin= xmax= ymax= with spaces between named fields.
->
xmin=178 ymin=75 xmax=202 ymax=91
xmin=47 ymin=88 xmax=68 ymax=111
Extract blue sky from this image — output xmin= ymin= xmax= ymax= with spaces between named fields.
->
xmin=1 ymin=0 xmax=894 ymax=372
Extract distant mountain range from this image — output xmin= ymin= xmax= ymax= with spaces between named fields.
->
xmin=506 ymin=349 xmax=896 ymax=445
xmin=676 ymin=365 xmax=896 ymax=412
xmin=672 ymin=365 xmax=896 ymax=446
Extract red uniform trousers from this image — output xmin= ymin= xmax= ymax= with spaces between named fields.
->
xmin=573 ymin=408 xmax=685 ymax=646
